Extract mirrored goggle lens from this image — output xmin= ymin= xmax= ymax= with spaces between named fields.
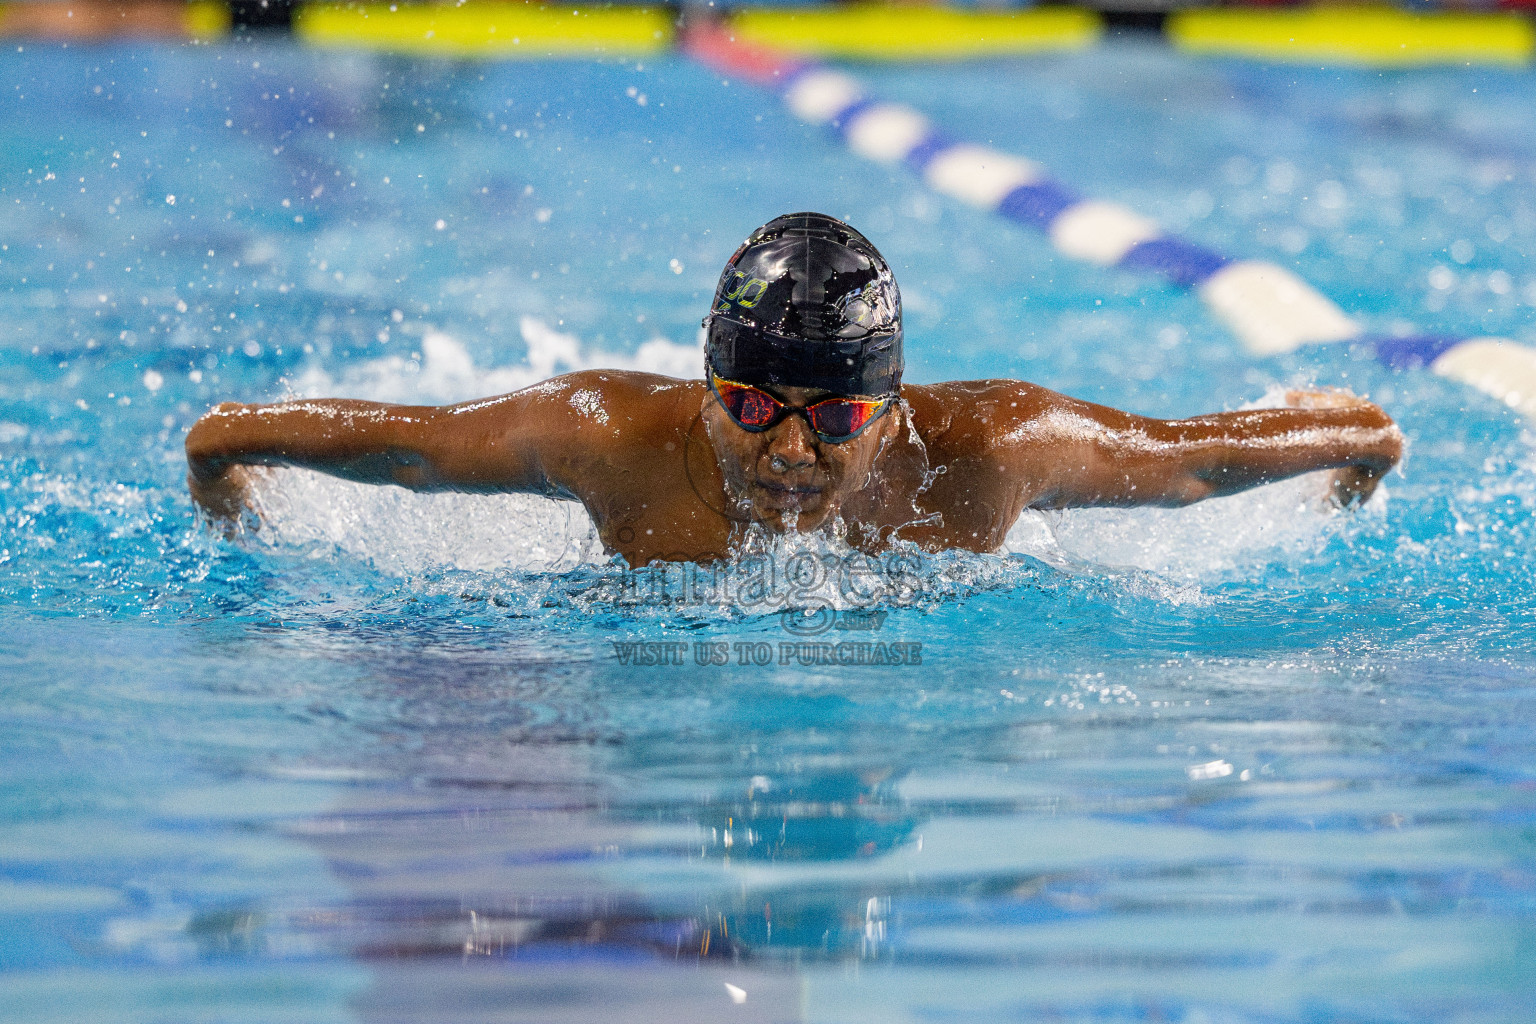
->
xmin=716 ymin=381 xmax=783 ymax=429
xmin=807 ymin=398 xmax=886 ymax=439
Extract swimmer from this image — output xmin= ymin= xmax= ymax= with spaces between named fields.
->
xmin=186 ymin=212 xmax=1403 ymax=566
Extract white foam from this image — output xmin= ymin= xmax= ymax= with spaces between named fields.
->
xmin=255 ymin=345 xmax=1368 ymax=593
xmin=1005 ymin=474 xmax=1354 ymax=582
xmin=1003 ymin=389 xmax=1381 ymax=582
xmin=250 ymin=319 xmax=701 ymax=574
xmin=255 ymin=470 xmax=604 ymax=575
xmin=567 ymin=524 xmax=1044 ymax=623
xmin=287 ymin=316 xmax=702 ymax=405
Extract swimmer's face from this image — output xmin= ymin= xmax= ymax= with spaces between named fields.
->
xmin=702 ymin=382 xmax=899 ymax=532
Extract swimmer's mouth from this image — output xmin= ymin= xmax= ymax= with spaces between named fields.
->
xmin=754 ymin=479 xmax=824 ymax=510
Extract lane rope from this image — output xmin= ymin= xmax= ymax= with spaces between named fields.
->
xmin=683 ymin=22 xmax=1536 ymax=422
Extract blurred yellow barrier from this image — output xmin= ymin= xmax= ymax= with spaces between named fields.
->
xmin=187 ymin=0 xmax=231 ymax=39
xmin=727 ymin=5 xmax=1101 ymax=60
xmin=295 ymin=2 xmax=673 ymax=58
xmin=1168 ymin=6 xmax=1535 ymax=68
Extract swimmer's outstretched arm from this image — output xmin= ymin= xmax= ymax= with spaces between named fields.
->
xmin=184 ymin=374 xmax=606 ymax=527
xmin=1009 ymin=386 xmax=1404 ymax=510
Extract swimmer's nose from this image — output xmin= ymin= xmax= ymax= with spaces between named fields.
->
xmin=766 ymin=414 xmax=817 ymax=472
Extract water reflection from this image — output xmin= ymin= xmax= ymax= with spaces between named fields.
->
xmin=271 ymin=634 xmax=930 ymax=1021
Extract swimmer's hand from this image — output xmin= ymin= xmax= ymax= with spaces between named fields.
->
xmin=1282 ymin=387 xmax=1370 ymax=412
xmin=187 ymin=462 xmax=269 ymax=536
xmin=1284 ymin=388 xmax=1401 ymax=509
xmin=186 ymin=402 xmax=269 ymax=536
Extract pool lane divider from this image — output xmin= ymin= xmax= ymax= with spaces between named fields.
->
xmin=684 ymin=22 xmax=1353 ymax=356
xmin=683 ymin=23 xmax=1536 ymax=423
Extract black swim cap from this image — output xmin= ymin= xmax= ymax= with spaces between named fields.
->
xmin=704 ymin=212 xmax=902 ymax=397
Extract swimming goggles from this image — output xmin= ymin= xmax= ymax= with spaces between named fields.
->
xmin=709 ymin=372 xmax=893 ymax=443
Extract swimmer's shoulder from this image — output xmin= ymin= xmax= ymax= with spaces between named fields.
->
xmin=510 ymin=368 xmax=703 ymax=400
xmin=501 ymin=369 xmax=706 ymax=444
xmin=901 ymin=378 xmax=1061 ymax=448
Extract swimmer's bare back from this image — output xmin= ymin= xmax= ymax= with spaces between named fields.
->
xmin=185 ymin=370 xmax=1403 ymax=566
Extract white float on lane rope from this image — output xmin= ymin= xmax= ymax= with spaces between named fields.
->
xmin=1049 ymin=200 xmax=1163 ymax=266
xmin=923 ymin=144 xmax=1044 ymax=210
xmin=1432 ymin=338 xmax=1536 ymax=420
xmin=1199 ymin=260 xmax=1359 ymax=356
xmin=783 ymin=69 xmax=863 ymax=124
xmin=844 ymin=104 xmax=932 ymax=163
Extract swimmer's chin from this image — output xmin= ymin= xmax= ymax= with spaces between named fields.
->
xmin=749 ymin=480 xmax=833 ymax=529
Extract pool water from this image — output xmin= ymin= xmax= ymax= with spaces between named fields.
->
xmin=2 ymin=36 xmax=1535 ymax=1024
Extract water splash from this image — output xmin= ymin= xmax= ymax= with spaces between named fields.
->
xmin=1004 ymin=385 xmax=1383 ymax=580
xmin=248 ymin=351 xmax=1371 ymax=603
xmin=254 ymin=471 xmax=604 ymax=575
xmin=252 ymin=317 xmax=701 ymax=574
xmin=1005 ymin=472 xmax=1371 ymax=582
xmin=285 ymin=316 xmax=703 ymax=405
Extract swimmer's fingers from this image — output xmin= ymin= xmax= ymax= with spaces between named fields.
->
xmin=1283 ymin=386 xmax=1368 ymax=411
xmin=1324 ymin=464 xmax=1384 ymax=510
xmin=188 ymin=464 xmax=270 ymax=537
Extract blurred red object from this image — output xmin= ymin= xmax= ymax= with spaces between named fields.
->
xmin=0 ymin=0 xmax=204 ymax=40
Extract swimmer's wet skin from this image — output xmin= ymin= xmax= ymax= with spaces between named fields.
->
xmin=185 ymin=212 xmax=1403 ymax=567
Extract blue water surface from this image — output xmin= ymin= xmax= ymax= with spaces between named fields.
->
xmin=1 ymin=36 xmax=1534 ymax=1024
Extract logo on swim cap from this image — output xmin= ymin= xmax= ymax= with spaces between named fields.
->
xmin=704 ymin=212 xmax=903 ymax=397
xmin=832 ymin=281 xmax=897 ymax=338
